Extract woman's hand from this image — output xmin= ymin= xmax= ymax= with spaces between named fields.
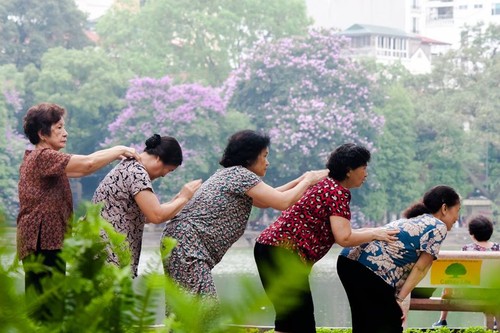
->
xmin=303 ymin=169 xmax=329 ymax=186
xmin=372 ymin=227 xmax=399 ymax=242
xmin=178 ymin=179 xmax=202 ymax=201
xmin=116 ymin=146 xmax=141 ymax=162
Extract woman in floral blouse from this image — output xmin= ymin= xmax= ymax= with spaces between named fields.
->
xmin=93 ymin=134 xmax=201 ymax=277
xmin=338 ymin=185 xmax=461 ymax=333
xmin=254 ymin=143 xmax=399 ymax=333
xmin=17 ymin=102 xmax=140 ymax=322
xmin=162 ymin=130 xmax=327 ymax=299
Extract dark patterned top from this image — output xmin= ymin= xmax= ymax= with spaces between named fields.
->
xmin=92 ymin=159 xmax=152 ymax=277
xmin=17 ymin=148 xmax=72 ymax=260
xmin=341 ymin=214 xmax=448 ymax=289
xmin=162 ymin=166 xmax=261 ymax=268
xmin=256 ymin=177 xmax=351 ymax=263
xmin=462 ymin=242 xmax=500 ymax=251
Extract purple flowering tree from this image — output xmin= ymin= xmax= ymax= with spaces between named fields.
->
xmin=105 ymin=76 xmax=231 ymax=193
xmin=225 ymin=28 xmax=384 ymax=182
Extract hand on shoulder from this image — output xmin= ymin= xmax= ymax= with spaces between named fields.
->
xmin=303 ymin=169 xmax=329 ymax=186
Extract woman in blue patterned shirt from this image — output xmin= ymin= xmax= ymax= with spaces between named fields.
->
xmin=337 ymin=185 xmax=461 ymax=333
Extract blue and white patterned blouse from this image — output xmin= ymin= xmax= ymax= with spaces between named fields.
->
xmin=340 ymin=214 xmax=448 ymax=290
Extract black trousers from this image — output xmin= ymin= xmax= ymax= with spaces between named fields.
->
xmin=337 ymin=255 xmax=403 ymax=333
xmin=254 ymin=242 xmax=315 ymax=333
xmin=23 ymin=236 xmax=66 ymax=322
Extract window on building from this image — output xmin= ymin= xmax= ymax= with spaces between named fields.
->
xmin=412 ymin=17 xmax=420 ymax=33
xmin=437 ymin=6 xmax=453 ymax=19
xmin=459 ymin=5 xmax=468 ymax=10
xmin=474 ymin=4 xmax=483 ymax=9
xmin=375 ymin=36 xmax=408 ymax=58
xmin=351 ymin=36 xmax=371 ymax=48
xmin=492 ymin=3 xmax=500 ymax=15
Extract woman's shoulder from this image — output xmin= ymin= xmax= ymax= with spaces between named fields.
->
xmin=22 ymin=148 xmax=71 ymax=169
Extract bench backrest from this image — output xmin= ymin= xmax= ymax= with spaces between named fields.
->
xmin=416 ymin=250 xmax=500 ymax=288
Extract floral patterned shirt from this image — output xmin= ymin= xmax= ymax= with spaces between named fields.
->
xmin=92 ymin=159 xmax=152 ymax=277
xmin=462 ymin=242 xmax=500 ymax=251
xmin=341 ymin=214 xmax=448 ymax=289
xmin=162 ymin=166 xmax=261 ymax=267
xmin=17 ymin=148 xmax=72 ymax=260
xmin=256 ymin=177 xmax=351 ymax=263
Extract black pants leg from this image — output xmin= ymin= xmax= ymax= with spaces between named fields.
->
xmin=23 ymin=248 xmax=65 ymax=322
xmin=254 ymin=242 xmax=315 ymax=333
xmin=337 ymin=255 xmax=403 ymax=333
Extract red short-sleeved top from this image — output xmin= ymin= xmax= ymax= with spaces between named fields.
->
xmin=256 ymin=177 xmax=351 ymax=263
xmin=16 ymin=148 xmax=72 ymax=260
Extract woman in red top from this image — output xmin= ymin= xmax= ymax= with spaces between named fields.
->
xmin=254 ymin=143 xmax=399 ymax=333
xmin=17 ymin=102 xmax=140 ymax=322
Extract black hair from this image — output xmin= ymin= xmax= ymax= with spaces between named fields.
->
xmin=23 ymin=103 xmax=66 ymax=145
xmin=326 ymin=143 xmax=371 ymax=181
xmin=144 ymin=134 xmax=183 ymax=166
xmin=403 ymin=185 xmax=460 ymax=218
xmin=467 ymin=215 xmax=494 ymax=242
xmin=219 ymin=130 xmax=270 ymax=168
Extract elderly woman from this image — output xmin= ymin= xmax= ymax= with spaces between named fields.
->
xmin=338 ymin=185 xmax=461 ymax=333
xmin=17 ymin=102 xmax=140 ymax=321
xmin=254 ymin=143 xmax=399 ymax=333
xmin=162 ymin=129 xmax=327 ymax=299
xmin=93 ymin=134 xmax=201 ymax=277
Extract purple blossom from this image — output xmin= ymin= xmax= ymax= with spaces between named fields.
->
xmin=224 ymin=28 xmax=384 ymax=161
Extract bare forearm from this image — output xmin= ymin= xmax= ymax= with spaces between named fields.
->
xmin=274 ymin=180 xmax=312 ymax=210
xmin=275 ymin=177 xmax=302 ymax=192
xmin=148 ymin=197 xmax=189 ymax=224
xmin=335 ymin=228 xmax=377 ymax=247
xmin=397 ymin=264 xmax=431 ymax=300
xmin=67 ymin=146 xmax=136 ymax=177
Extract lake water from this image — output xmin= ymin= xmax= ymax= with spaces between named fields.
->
xmin=138 ymin=241 xmax=486 ymax=329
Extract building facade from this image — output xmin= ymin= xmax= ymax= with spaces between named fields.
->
xmin=307 ymin=0 xmax=500 ymax=48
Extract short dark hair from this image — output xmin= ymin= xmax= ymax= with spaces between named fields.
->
xmin=219 ymin=130 xmax=270 ymax=168
xmin=404 ymin=185 xmax=460 ymax=217
xmin=467 ymin=215 xmax=494 ymax=242
xmin=23 ymin=103 xmax=66 ymax=145
xmin=326 ymin=143 xmax=371 ymax=181
xmin=144 ymin=134 xmax=183 ymax=166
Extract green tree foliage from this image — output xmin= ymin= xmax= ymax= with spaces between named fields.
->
xmin=29 ymin=47 xmax=133 ymax=155
xmin=0 ymin=0 xmax=90 ymax=69
xmin=367 ymin=84 xmax=424 ymax=222
xmin=408 ymin=23 xmax=500 ymax=210
xmin=0 ymin=64 xmax=27 ymax=224
xmin=95 ymin=0 xmax=312 ymax=85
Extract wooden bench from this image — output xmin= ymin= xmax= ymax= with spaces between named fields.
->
xmin=409 ymin=251 xmax=500 ymax=329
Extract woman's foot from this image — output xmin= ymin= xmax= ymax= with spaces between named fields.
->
xmin=432 ymin=319 xmax=448 ymax=327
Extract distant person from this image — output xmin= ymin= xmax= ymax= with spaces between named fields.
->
xmin=93 ymin=134 xmax=201 ymax=277
xmin=338 ymin=185 xmax=461 ymax=333
xmin=432 ymin=215 xmax=499 ymax=328
xmin=254 ymin=143 xmax=399 ymax=333
xmin=17 ymin=102 xmax=141 ymax=322
xmin=162 ymin=129 xmax=327 ymax=298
